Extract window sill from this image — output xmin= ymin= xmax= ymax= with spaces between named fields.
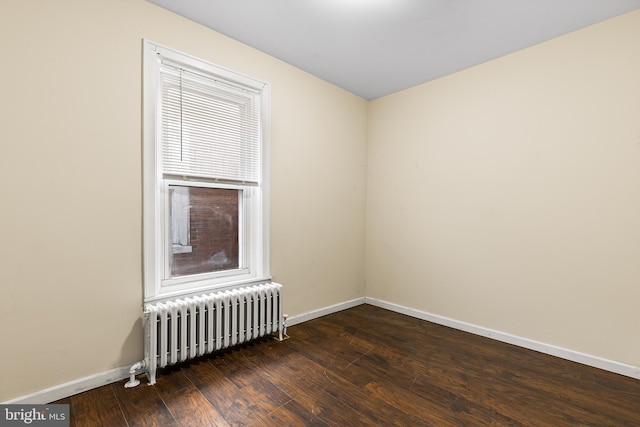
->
xmin=172 ymin=245 xmax=193 ymax=254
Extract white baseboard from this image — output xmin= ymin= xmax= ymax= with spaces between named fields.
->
xmin=286 ymin=297 xmax=366 ymax=327
xmin=3 ymin=297 xmax=366 ymax=405
xmin=2 ymin=365 xmax=132 ymax=405
xmin=365 ymin=297 xmax=640 ymax=380
xmin=7 ymin=295 xmax=637 ymax=404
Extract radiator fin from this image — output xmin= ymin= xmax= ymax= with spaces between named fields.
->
xmin=143 ymin=282 xmax=283 ymax=385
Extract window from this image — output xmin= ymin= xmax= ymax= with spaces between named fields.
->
xmin=143 ymin=40 xmax=270 ymax=301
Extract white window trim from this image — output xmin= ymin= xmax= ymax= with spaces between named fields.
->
xmin=143 ymin=40 xmax=271 ymax=302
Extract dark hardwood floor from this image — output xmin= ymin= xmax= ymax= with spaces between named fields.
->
xmin=54 ymin=304 xmax=640 ymax=426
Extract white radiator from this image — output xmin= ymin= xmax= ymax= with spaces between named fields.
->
xmin=131 ymin=282 xmax=285 ymax=386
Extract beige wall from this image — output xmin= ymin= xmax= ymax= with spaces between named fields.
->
xmin=367 ymin=10 xmax=640 ymax=367
xmin=0 ymin=0 xmax=367 ymax=401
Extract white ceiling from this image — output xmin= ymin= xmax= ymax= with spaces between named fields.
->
xmin=147 ymin=0 xmax=640 ymax=100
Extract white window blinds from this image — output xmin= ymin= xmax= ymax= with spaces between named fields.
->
xmin=159 ymin=61 xmax=262 ymax=184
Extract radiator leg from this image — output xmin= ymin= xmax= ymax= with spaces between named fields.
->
xmin=283 ymin=314 xmax=288 ymax=338
xmin=124 ymin=360 xmax=146 ymax=388
xmin=276 ymin=314 xmax=290 ymax=341
xmin=147 ymin=363 xmax=157 ymax=386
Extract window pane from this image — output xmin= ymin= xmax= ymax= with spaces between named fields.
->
xmin=169 ymin=186 xmax=240 ymax=277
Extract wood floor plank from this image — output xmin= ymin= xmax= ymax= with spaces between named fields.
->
xmin=209 ymin=383 xmax=289 ymax=426
xmin=208 ymin=342 xmax=289 ymax=390
xmin=179 ymin=359 xmax=241 ymax=410
xmin=256 ymin=399 xmax=329 ymax=427
xmin=57 ymin=304 xmax=640 ymax=426
xmin=292 ymin=317 xmax=525 ymax=426
xmin=183 ymin=356 xmax=291 ymax=426
xmin=349 ymin=350 xmax=526 ymax=426
xmin=67 ymin=385 xmax=126 ymax=427
xmin=321 ymin=305 xmax=640 ymax=426
xmin=272 ymin=340 xmax=431 ymax=426
xmin=298 ymin=306 xmax=639 ymax=426
xmin=112 ymin=379 xmax=178 ymax=427
xmin=232 ymin=344 xmax=385 ymax=425
xmin=153 ymin=368 xmax=230 ymax=427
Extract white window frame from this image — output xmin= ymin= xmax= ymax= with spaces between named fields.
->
xmin=143 ymin=40 xmax=270 ymax=302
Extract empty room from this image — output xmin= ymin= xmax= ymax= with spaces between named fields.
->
xmin=1 ymin=0 xmax=639 ymax=425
